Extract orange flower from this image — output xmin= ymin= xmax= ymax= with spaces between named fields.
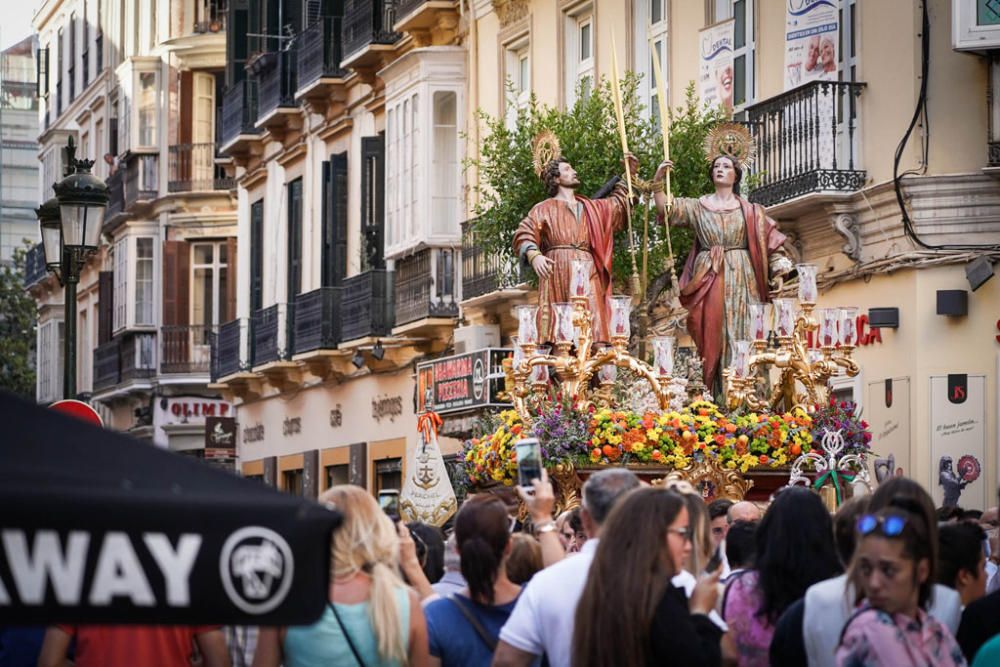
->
xmin=511 ymin=424 xmax=522 ymax=435
xmin=602 ymin=445 xmax=614 ymax=458
xmin=652 ymin=449 xmax=663 ymax=461
xmin=790 ymin=443 xmax=802 ymax=456
xmin=698 ymin=409 xmax=710 ymax=416
xmin=642 ymin=414 xmax=655 ymax=430
xmin=725 ymin=423 xmax=737 ymax=434
xmin=759 ymin=454 xmax=769 ymax=464
xmin=591 ymin=448 xmax=602 ymax=459
xmin=714 ymin=434 xmax=726 ymax=445
xmin=608 ymin=447 xmax=621 ymax=461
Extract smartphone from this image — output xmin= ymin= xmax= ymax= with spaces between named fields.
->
xmin=378 ymin=489 xmax=400 ymax=523
xmin=516 ymin=438 xmax=543 ymax=489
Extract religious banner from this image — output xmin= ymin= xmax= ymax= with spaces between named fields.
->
xmin=867 ymin=378 xmax=910 ymax=484
xmin=783 ymin=0 xmax=839 ymax=90
xmin=698 ymin=19 xmax=735 ymax=115
xmin=400 ymin=413 xmax=458 ymax=527
xmin=930 ymin=374 xmax=987 ymax=509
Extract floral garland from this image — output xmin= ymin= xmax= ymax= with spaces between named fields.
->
xmin=461 ymin=400 xmax=848 ymax=486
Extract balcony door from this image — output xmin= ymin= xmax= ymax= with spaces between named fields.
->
xmin=193 ymin=72 xmax=216 ymax=187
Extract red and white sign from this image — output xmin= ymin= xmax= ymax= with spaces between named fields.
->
xmin=806 ymin=313 xmax=883 ymax=349
xmin=153 ymin=397 xmax=233 ymax=449
xmin=50 ymin=399 xmax=103 ymax=427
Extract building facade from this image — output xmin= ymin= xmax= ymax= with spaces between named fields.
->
xmin=27 ymin=0 xmax=238 ymax=459
xmin=0 ymin=36 xmax=40 ymax=265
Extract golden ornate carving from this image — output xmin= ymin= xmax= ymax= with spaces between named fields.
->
xmin=493 ymin=0 xmax=530 ymax=27
xmin=400 ymin=496 xmax=458 ymax=526
xmin=549 ymin=461 xmax=583 ymax=515
xmin=651 ymin=457 xmax=754 ymax=502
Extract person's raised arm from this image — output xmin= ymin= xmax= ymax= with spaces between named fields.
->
xmin=398 ymin=522 xmax=436 ymax=601
xmin=36 ymin=627 xmax=73 ymax=667
xmin=516 ymin=468 xmax=564 ymax=568
xmin=194 ymin=628 xmax=232 ymax=667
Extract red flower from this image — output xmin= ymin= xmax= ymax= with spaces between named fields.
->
xmin=602 ymin=445 xmax=614 ymax=458
xmin=759 ymin=455 xmax=769 ymax=464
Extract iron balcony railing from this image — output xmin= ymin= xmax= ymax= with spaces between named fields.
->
xmin=461 ymin=221 xmax=525 ymax=301
xmin=252 ymin=303 xmax=294 ymax=366
xmin=211 ymin=318 xmax=250 ymax=381
xmin=293 ymin=287 xmax=343 ymax=354
xmin=341 ymin=270 xmax=394 ymax=342
xmin=342 ymin=0 xmax=401 ymax=63
xmin=193 ymin=0 xmax=227 ymax=33
xmin=220 ymin=79 xmax=261 ymax=149
xmin=745 ymin=80 xmax=867 ymax=207
xmin=124 ymin=154 xmax=159 ymax=209
xmin=297 ymin=16 xmax=347 ymax=92
xmin=93 ymin=339 xmax=121 ymax=392
xmin=257 ymin=49 xmax=298 ymax=120
xmin=161 ymin=325 xmax=216 ymax=374
xmin=121 ymin=332 xmax=157 ymax=381
xmin=23 ymin=243 xmax=47 ymax=288
xmin=168 ymin=143 xmax=235 ymax=192
xmin=394 ymin=249 xmax=459 ymax=326
xmin=104 ymin=168 xmax=125 ymax=222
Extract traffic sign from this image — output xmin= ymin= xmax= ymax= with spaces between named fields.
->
xmin=50 ymin=399 xmax=103 ymax=427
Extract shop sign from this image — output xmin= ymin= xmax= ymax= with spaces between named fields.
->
xmin=372 ymin=395 xmax=403 ymax=423
xmin=243 ymin=424 xmax=265 ymax=444
xmin=282 ymin=417 xmax=302 ymax=437
xmin=330 ymin=404 xmax=343 ymax=428
xmin=205 ymin=447 xmax=236 ymax=460
xmin=930 ymin=374 xmax=987 ymax=509
xmin=867 ymin=378 xmax=910 ymax=483
xmin=205 ymin=417 xmax=237 ymax=449
xmin=416 ymin=348 xmax=512 ymax=415
xmin=805 ymin=314 xmax=883 ymax=348
xmin=156 ymin=397 xmax=233 ymax=427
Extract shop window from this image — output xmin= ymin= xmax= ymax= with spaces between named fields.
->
xmin=375 ymin=457 xmax=402 ymax=493
xmin=283 ymin=469 xmax=304 ymax=495
xmin=325 ymin=464 xmax=349 ymax=489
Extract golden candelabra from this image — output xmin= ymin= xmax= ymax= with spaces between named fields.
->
xmin=723 ymin=264 xmax=860 ymax=414
xmin=502 ymin=262 xmax=680 ymax=426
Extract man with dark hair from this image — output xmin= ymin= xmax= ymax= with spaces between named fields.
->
xmin=957 ymin=488 xmax=1000 ymax=663
xmin=723 ymin=520 xmax=756 ymax=582
xmin=493 ymin=469 xmax=641 ymax=667
xmin=937 ymin=522 xmax=987 ymax=607
xmin=708 ymin=498 xmax=734 ymax=548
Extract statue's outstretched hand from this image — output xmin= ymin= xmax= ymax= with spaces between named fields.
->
xmin=622 ymin=152 xmax=640 ymax=179
xmin=655 ymin=160 xmax=674 ymax=182
xmin=532 ymin=253 xmax=555 ymax=280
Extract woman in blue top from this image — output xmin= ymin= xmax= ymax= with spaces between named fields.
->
xmin=424 ymin=494 xmax=526 ymax=667
xmin=252 ymin=485 xmax=430 ymax=667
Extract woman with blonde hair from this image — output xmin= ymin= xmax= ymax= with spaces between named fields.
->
xmin=252 ymin=485 xmax=430 ymax=667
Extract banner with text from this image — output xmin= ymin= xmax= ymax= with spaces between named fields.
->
xmin=698 ymin=19 xmax=735 ymax=115
xmin=930 ymin=375 xmax=986 ymax=510
xmin=867 ymin=378 xmax=910 ymax=484
xmin=784 ymin=0 xmax=839 ymax=91
xmin=416 ymin=349 xmax=511 ymax=415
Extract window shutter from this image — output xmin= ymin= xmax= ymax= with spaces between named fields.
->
xmin=287 ymin=178 xmax=303 ymax=299
xmin=250 ymin=200 xmax=264 ymax=312
xmin=360 ymin=136 xmax=385 ymax=271
xmin=331 ymin=152 xmax=348 ymax=283
xmin=162 ymin=240 xmax=190 ymax=326
xmin=226 ymin=236 xmax=238 ymax=322
xmin=98 ymin=271 xmax=113 ymax=343
xmin=36 ymin=47 xmax=49 ymax=98
xmin=321 ymin=159 xmax=332 ymax=287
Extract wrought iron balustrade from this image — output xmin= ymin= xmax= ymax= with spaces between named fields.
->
xmin=394 ymin=249 xmax=459 ymax=326
xmin=252 ymin=303 xmax=294 ymax=365
xmin=104 ymin=168 xmax=125 ymax=222
xmin=168 ymin=143 xmax=235 ymax=192
xmin=211 ymin=318 xmax=249 ymax=380
xmin=342 ymin=0 xmax=401 ymax=63
xmin=341 ymin=270 xmax=394 ymax=342
xmin=257 ymin=50 xmax=299 ymax=119
xmin=298 ymin=16 xmax=346 ymax=91
xmin=294 ymin=287 xmax=343 ymax=353
xmin=161 ymin=325 xmax=216 ymax=374
xmin=23 ymin=243 xmax=47 ymax=288
xmin=220 ymin=79 xmax=261 ymax=148
xmin=124 ymin=154 xmax=158 ymax=209
xmin=745 ymin=80 xmax=866 ymax=207
xmin=121 ymin=333 xmax=157 ymax=381
xmin=193 ymin=0 xmax=227 ymax=33
xmin=461 ymin=221 xmax=525 ymax=301
xmin=93 ymin=339 xmax=121 ymax=392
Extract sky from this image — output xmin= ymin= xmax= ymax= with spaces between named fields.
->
xmin=0 ymin=1 xmax=41 ymax=52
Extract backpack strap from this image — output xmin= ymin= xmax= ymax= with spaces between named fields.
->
xmin=448 ymin=594 xmax=499 ymax=652
xmin=329 ymin=602 xmax=368 ymax=667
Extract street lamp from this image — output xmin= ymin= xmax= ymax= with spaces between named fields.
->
xmin=35 ymin=136 xmax=110 ymax=400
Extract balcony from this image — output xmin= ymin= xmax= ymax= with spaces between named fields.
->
xmin=219 ymin=79 xmax=263 ymax=157
xmin=256 ymin=50 xmax=299 ymax=131
xmin=104 ymin=168 xmax=125 ymax=224
xmin=296 ymin=17 xmax=347 ymax=105
xmin=394 ymin=0 xmax=460 ymax=46
xmin=124 ymin=153 xmax=159 ymax=210
xmin=252 ymin=303 xmax=295 ymax=366
xmin=161 ymin=325 xmax=215 ymax=375
xmin=210 ymin=318 xmax=251 ymax=381
xmin=746 ymin=80 xmax=867 ymax=209
xmin=23 ymin=243 xmax=47 ymax=289
xmin=460 ymin=221 xmax=526 ymax=303
xmin=121 ymin=333 xmax=157 ymax=383
xmin=342 ymin=0 xmax=401 ymax=70
xmin=393 ymin=248 xmax=458 ymax=334
xmin=93 ymin=339 xmax=121 ymax=392
xmin=341 ymin=270 xmax=395 ymax=342
xmin=168 ymin=143 xmax=235 ymax=192
xmin=293 ymin=287 xmax=343 ymax=354
xmin=192 ymin=0 xmax=227 ymax=33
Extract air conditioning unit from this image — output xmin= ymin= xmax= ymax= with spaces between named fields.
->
xmin=453 ymin=324 xmax=500 ymax=354
xmin=954 ymin=0 xmax=1000 ymax=52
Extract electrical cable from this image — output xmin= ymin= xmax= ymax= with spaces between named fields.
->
xmin=892 ymin=0 xmax=1000 ymax=251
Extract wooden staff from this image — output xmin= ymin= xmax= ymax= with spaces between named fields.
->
xmin=609 ymin=34 xmax=641 ymax=300
xmin=649 ymin=42 xmax=677 ymax=284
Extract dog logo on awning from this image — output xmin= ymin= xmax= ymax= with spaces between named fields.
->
xmin=220 ymin=527 xmax=294 ymax=614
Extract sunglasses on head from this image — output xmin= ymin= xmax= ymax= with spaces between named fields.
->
xmin=857 ymin=513 xmax=907 ymax=537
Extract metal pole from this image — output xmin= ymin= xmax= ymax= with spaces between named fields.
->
xmin=62 ymin=248 xmax=77 ymax=399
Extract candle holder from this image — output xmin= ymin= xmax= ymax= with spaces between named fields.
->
xmin=749 ymin=303 xmax=769 ymax=352
xmin=651 ymin=336 xmax=676 ymax=379
xmin=551 ymin=303 xmax=576 ymax=356
xmin=515 ymin=305 xmax=539 ymax=346
xmin=570 ymin=259 xmax=590 ymax=298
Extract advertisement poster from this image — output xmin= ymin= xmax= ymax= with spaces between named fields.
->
xmin=783 ymin=0 xmax=839 ymax=91
xmin=415 ymin=349 xmax=511 ymax=415
xmin=867 ymin=378 xmax=910 ymax=484
xmin=698 ymin=19 xmax=735 ymax=115
xmin=930 ymin=375 xmax=987 ymax=510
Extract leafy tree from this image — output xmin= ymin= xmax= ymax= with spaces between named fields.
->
xmin=466 ymin=78 xmax=728 ymax=292
xmin=0 ymin=244 xmax=37 ymax=398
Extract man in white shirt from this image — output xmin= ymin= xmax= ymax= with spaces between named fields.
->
xmin=492 ymin=468 xmax=640 ymax=667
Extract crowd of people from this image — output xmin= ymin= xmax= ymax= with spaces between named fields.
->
xmin=4 ymin=472 xmax=1000 ymax=666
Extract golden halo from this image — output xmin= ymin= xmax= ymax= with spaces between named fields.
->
xmin=532 ymin=130 xmax=562 ymax=178
xmin=703 ymin=122 xmax=756 ymax=170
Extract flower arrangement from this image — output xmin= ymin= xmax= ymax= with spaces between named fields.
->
xmin=811 ymin=399 xmax=871 ymax=460
xmin=462 ymin=410 xmax=524 ymax=487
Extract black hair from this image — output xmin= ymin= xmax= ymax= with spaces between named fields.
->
xmin=708 ymin=498 xmax=734 ymax=521
xmin=725 ymin=520 xmax=757 ymax=571
xmin=754 ymin=487 xmax=842 ymax=623
xmin=455 ymin=494 xmax=511 ymax=605
xmin=567 ymin=507 xmax=584 ymax=533
xmin=937 ymin=505 xmax=965 ymax=523
xmin=543 ymin=158 xmax=570 ymax=197
xmin=855 ymin=501 xmax=936 ymax=609
xmin=833 ymin=495 xmax=871 ymax=568
xmin=405 ymin=522 xmax=445 ymax=584
xmin=707 ymin=155 xmax=743 ymax=196
xmin=937 ymin=521 xmax=985 ymax=589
